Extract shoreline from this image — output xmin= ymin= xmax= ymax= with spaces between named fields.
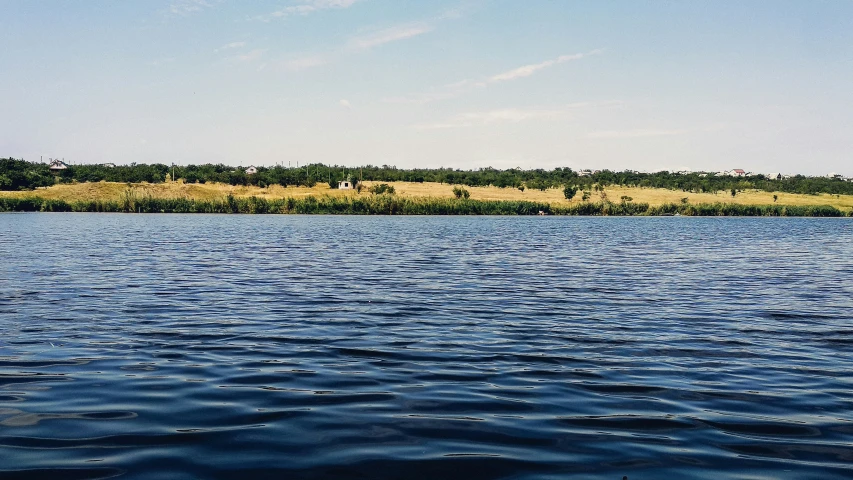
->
xmin=1 ymin=195 xmax=849 ymax=217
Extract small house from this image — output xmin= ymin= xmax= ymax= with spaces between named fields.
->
xmin=729 ymin=169 xmax=746 ymax=177
xmin=48 ymin=159 xmax=68 ymax=170
xmin=102 ymin=163 xmax=116 ymax=168
xmin=767 ymin=172 xmax=782 ymax=181
xmin=338 ymin=180 xmax=354 ymax=190
xmin=245 ymin=166 xmax=257 ymax=175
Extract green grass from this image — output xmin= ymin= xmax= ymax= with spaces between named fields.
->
xmin=1 ymin=195 xmax=849 ymax=216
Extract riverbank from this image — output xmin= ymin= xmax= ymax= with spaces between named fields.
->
xmin=1 ymin=195 xmax=848 ymax=216
xmin=3 ymin=181 xmax=853 ymax=211
xmin=2 ymin=181 xmax=851 ymax=216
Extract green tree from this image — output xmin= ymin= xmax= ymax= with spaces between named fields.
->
xmin=452 ymin=186 xmax=470 ymax=199
xmin=563 ymin=185 xmax=578 ymax=200
xmin=369 ymin=183 xmax=395 ymax=194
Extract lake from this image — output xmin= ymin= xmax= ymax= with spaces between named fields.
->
xmin=1 ymin=214 xmax=852 ymax=480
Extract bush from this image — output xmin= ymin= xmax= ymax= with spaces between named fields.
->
xmin=369 ymin=183 xmax=395 ymax=195
xmin=563 ymin=185 xmax=578 ymax=200
xmin=452 ymin=186 xmax=470 ymax=199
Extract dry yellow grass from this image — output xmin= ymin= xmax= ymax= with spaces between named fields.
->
xmin=2 ymin=180 xmax=851 ymax=212
xmin=360 ymin=182 xmax=853 ymax=211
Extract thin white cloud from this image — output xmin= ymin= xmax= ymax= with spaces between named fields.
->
xmin=257 ymin=55 xmax=328 ymax=72
xmin=414 ymin=102 xmax=621 ymax=130
xmin=383 ymin=79 xmax=487 ymax=105
xmin=255 ymin=0 xmax=360 ymax=21
xmin=489 ymin=49 xmax=603 ymax=82
xmin=148 ymin=57 xmax=176 ymax=66
xmin=415 ymin=108 xmax=568 ymax=130
xmin=347 ymin=22 xmax=433 ymax=51
xmin=387 ymin=49 xmax=604 ymax=104
xmin=285 ymin=56 xmax=328 ymax=71
xmin=215 ymin=41 xmax=246 ymax=52
xmin=340 ymin=99 xmax=352 ymax=109
xmin=228 ymin=49 xmax=266 ymax=62
xmin=587 ymin=128 xmax=691 ymax=139
xmin=166 ymin=0 xmax=213 ymax=16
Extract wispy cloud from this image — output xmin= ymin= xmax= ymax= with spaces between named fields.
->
xmin=227 ymin=49 xmax=267 ymax=62
xmin=252 ymin=4 xmax=463 ymax=72
xmin=258 ymin=55 xmax=327 ymax=72
xmin=490 ymin=49 xmax=603 ymax=82
xmin=340 ymin=99 xmax=352 ymax=109
xmin=148 ymin=57 xmax=177 ymax=66
xmin=415 ymin=107 xmax=569 ymax=130
xmin=215 ymin=41 xmax=246 ymax=52
xmin=383 ymin=79 xmax=487 ymax=105
xmin=415 ymin=101 xmax=621 ymax=130
xmin=254 ymin=0 xmax=361 ymax=21
xmin=587 ymin=128 xmax=691 ymax=139
xmin=347 ymin=22 xmax=433 ymax=51
xmin=386 ymin=49 xmax=604 ymax=104
xmin=166 ymin=0 xmax=213 ymax=17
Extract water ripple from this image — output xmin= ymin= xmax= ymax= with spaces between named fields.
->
xmin=1 ymin=215 xmax=852 ymax=479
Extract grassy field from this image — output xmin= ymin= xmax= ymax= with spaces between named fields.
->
xmin=1 ymin=180 xmax=852 ymax=212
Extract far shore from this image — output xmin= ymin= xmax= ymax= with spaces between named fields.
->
xmin=1 ymin=180 xmax=852 ymax=213
xmin=1 ymin=181 xmax=850 ymax=217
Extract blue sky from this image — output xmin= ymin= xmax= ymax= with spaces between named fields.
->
xmin=1 ymin=0 xmax=852 ymax=174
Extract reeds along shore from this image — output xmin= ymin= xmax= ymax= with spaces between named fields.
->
xmin=0 ymin=195 xmax=849 ymax=216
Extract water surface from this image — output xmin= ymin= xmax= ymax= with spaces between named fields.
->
xmin=1 ymin=214 xmax=852 ymax=479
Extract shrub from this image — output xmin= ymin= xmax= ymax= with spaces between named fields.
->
xmin=563 ymin=185 xmax=578 ymax=200
xmin=452 ymin=186 xmax=470 ymax=199
xmin=369 ymin=183 xmax=396 ymax=195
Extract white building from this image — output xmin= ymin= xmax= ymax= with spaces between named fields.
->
xmin=766 ymin=172 xmax=782 ymax=181
xmin=338 ymin=180 xmax=354 ymax=190
xmin=245 ymin=166 xmax=257 ymax=175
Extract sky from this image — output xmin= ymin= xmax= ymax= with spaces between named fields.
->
xmin=1 ymin=0 xmax=852 ymax=175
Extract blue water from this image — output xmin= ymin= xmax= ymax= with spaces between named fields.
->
xmin=1 ymin=214 xmax=852 ymax=480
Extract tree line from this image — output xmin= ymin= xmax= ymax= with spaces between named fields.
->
xmin=2 ymin=157 xmax=852 ymax=196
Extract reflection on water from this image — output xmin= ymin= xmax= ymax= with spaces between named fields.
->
xmin=1 ymin=214 xmax=852 ymax=479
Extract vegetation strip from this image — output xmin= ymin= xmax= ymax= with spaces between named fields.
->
xmin=3 ymin=158 xmax=853 ymax=196
xmin=1 ymin=195 xmax=847 ymax=216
